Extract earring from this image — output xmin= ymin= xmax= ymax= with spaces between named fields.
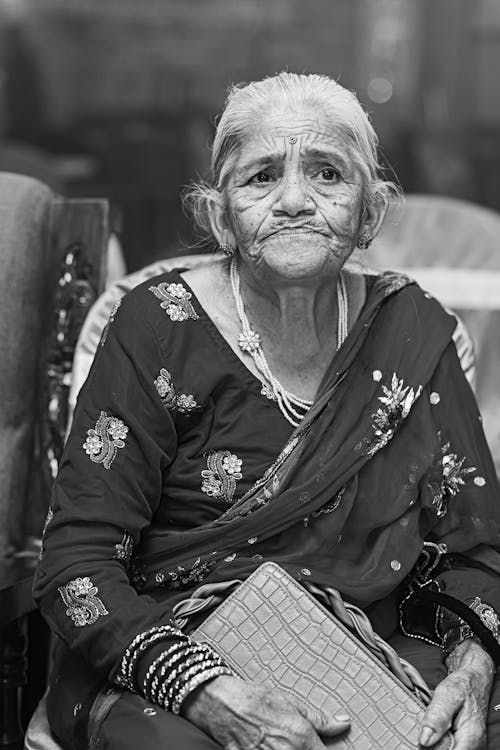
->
xmin=219 ymin=243 xmax=235 ymax=257
xmin=357 ymin=233 xmax=373 ymax=250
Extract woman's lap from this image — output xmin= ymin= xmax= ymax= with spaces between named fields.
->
xmin=92 ymin=690 xmax=222 ymax=750
xmin=49 ymin=634 xmax=500 ymax=749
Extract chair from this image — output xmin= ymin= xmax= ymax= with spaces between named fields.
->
xmin=0 ymin=172 xmax=109 ymax=750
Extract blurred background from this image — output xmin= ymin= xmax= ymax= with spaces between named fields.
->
xmin=0 ymin=0 xmax=499 ymax=272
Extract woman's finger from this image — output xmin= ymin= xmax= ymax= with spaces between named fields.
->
xmin=452 ymin=721 xmax=487 ymax=750
xmin=419 ymin=679 xmax=463 ymax=746
xmin=293 ymin=699 xmax=351 ymax=738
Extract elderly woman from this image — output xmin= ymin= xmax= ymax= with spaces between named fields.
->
xmin=34 ymin=72 xmax=500 ymax=750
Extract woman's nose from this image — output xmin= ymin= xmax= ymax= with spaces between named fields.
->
xmin=272 ymin=175 xmax=314 ymax=216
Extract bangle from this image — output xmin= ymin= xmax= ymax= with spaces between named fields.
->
xmin=442 ymin=625 xmax=476 ymax=661
xmin=171 ymin=665 xmax=236 ymax=715
xmin=156 ymin=645 xmax=219 ymax=707
xmin=143 ymin=642 xmax=189 ymax=696
xmin=164 ymin=657 xmax=227 ymax=712
xmin=152 ymin=645 xmax=210 ymax=705
xmin=117 ymin=624 xmax=188 ymax=691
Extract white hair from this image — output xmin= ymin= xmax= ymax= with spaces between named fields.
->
xmin=184 ymin=72 xmax=399 ymax=244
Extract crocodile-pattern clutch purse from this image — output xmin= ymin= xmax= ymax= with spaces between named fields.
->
xmin=192 ymin=562 xmax=454 ymax=749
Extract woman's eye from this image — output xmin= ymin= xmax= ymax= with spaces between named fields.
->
xmin=250 ymin=171 xmax=273 ymax=184
xmin=320 ymin=168 xmax=340 ymax=182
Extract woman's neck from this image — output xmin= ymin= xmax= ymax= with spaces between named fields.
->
xmin=237 ymin=264 xmax=342 ymax=359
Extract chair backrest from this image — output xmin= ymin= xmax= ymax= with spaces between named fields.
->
xmin=368 ymin=194 xmax=500 ymax=476
xmin=0 ymin=172 xmax=109 ymax=558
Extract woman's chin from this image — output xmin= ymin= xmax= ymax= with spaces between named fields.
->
xmin=253 ymin=238 xmax=347 ymax=281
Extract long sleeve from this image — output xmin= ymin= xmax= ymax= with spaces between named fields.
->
xmin=33 ymin=288 xmax=233 ymax=708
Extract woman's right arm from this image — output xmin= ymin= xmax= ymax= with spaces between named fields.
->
xmin=33 ymin=290 xmax=232 ymax=709
xmin=34 ymin=288 xmax=351 ymax=746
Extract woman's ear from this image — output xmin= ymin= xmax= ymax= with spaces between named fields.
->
xmin=208 ymin=192 xmax=236 ymax=249
xmin=359 ymin=192 xmax=389 ymax=242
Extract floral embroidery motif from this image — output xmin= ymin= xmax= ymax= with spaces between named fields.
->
xmin=58 ymin=577 xmax=108 ymax=627
xmin=380 ymin=271 xmax=412 ymax=294
xmin=115 ymin=531 xmax=134 ymax=566
xmin=83 ymin=411 xmax=128 ymax=469
xmin=429 ymin=439 xmax=476 ymax=517
xmin=100 ymin=299 xmax=122 ymax=346
xmin=364 ymin=373 xmax=422 ymax=456
xmin=441 ymin=442 xmax=476 ymax=497
xmin=149 ymin=282 xmax=198 ymax=322
xmin=176 ymin=394 xmax=198 ymax=413
xmin=154 ymin=368 xmax=199 ymax=414
xmin=469 ymin=597 xmax=500 ymax=642
xmin=159 ymin=557 xmax=215 ymax=590
xmin=201 ymin=450 xmax=243 ymax=504
xmin=154 ymin=368 xmax=177 ymax=409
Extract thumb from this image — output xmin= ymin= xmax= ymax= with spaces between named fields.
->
xmin=419 ymin=683 xmax=461 ymax=747
xmin=294 ymin=698 xmax=351 ymax=737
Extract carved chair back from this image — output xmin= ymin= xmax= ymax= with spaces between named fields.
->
xmin=0 ymin=172 xmax=109 ymax=750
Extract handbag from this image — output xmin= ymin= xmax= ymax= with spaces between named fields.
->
xmin=192 ymin=562 xmax=454 ymax=749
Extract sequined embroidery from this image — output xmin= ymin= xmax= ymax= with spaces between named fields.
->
xmin=364 ymin=373 xmax=422 ymax=456
xmin=58 ymin=577 xmax=108 ymax=627
xmin=115 ymin=531 xmax=134 ymax=566
xmin=154 ymin=368 xmax=199 ymax=414
xmin=469 ymin=597 xmax=500 ymax=642
xmin=42 ymin=506 xmax=54 ymax=536
xmin=154 ymin=368 xmax=177 ymax=410
xmin=380 ymin=271 xmax=412 ymax=294
xmin=149 ymin=282 xmax=198 ymax=322
xmin=176 ymin=394 xmax=198 ymax=413
xmin=83 ymin=411 xmax=128 ymax=469
xmin=100 ymin=299 xmax=122 ymax=346
xmin=159 ymin=557 xmax=215 ymax=590
xmin=38 ymin=506 xmax=54 ymax=560
xmin=201 ymin=450 xmax=243 ymax=504
xmin=428 ymin=439 xmax=476 ymax=517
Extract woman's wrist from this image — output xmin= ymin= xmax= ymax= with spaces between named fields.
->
xmin=444 ymin=635 xmax=495 ymax=680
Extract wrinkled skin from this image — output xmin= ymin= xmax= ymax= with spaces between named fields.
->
xmin=205 ymin=105 xmax=387 ymax=402
xmin=210 ymin=106 xmax=384 ymax=290
xmin=419 ymin=639 xmax=494 ymax=750
xmin=183 ymin=675 xmax=351 ymax=749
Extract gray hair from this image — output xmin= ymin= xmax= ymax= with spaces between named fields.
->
xmin=184 ymin=72 xmax=399 ymax=245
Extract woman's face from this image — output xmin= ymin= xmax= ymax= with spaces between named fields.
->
xmin=212 ymin=104 xmax=385 ymax=284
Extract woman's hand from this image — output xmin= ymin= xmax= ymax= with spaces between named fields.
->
xmin=182 ymin=674 xmax=351 ymax=749
xmin=419 ymin=640 xmax=495 ymax=750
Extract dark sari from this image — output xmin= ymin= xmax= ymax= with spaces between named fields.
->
xmin=34 ymin=269 xmax=500 ymax=748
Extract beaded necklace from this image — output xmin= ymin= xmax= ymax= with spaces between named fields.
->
xmin=230 ymin=257 xmax=349 ymax=427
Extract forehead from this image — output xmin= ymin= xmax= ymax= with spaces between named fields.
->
xmin=235 ymin=104 xmax=352 ymax=161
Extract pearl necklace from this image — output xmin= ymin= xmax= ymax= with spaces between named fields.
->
xmin=230 ymin=257 xmax=349 ymax=427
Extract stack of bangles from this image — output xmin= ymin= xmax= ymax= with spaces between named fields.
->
xmin=114 ymin=623 xmax=236 ymax=714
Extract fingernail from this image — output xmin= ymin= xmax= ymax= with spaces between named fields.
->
xmin=334 ymin=714 xmax=350 ymax=723
xmin=419 ymin=726 xmax=436 ymax=746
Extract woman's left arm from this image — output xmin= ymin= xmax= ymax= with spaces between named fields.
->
xmin=417 ymin=339 xmax=500 ymax=747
